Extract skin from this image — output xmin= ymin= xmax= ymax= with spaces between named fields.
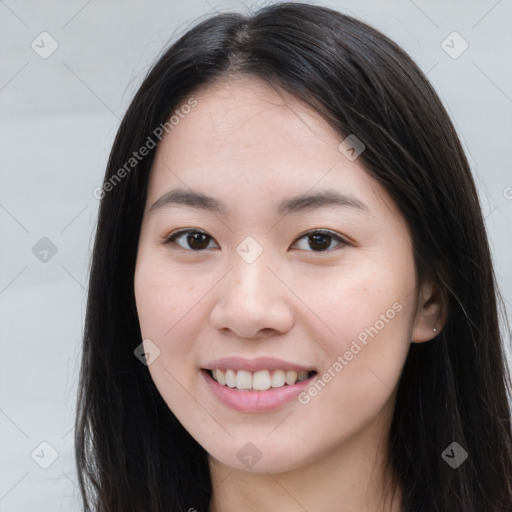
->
xmin=134 ymin=75 xmax=447 ymax=512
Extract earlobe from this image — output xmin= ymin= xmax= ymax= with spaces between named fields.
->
xmin=411 ymin=279 xmax=449 ymax=343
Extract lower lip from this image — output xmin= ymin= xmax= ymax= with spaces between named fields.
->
xmin=200 ymin=369 xmax=317 ymax=413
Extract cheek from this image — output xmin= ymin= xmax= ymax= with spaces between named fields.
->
xmin=134 ymin=258 xmax=208 ymax=384
xmin=135 ymin=252 xmax=199 ymax=337
xmin=297 ymin=257 xmax=416 ymax=407
xmin=134 ymin=258 xmax=207 ymax=418
xmin=299 ymin=258 xmax=415 ymax=348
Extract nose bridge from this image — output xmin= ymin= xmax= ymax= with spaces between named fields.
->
xmin=229 ymin=246 xmax=275 ymax=307
xmin=229 ymin=233 xmax=275 ymax=294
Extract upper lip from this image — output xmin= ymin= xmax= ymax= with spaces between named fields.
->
xmin=203 ymin=356 xmax=316 ymax=373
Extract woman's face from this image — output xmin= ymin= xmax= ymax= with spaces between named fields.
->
xmin=134 ymin=76 xmax=435 ymax=473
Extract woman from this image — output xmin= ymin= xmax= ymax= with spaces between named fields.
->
xmin=75 ymin=3 xmax=512 ymax=511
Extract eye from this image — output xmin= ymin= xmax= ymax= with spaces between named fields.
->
xmin=163 ymin=229 xmax=218 ymax=251
xmin=291 ymin=229 xmax=348 ymax=252
xmin=162 ymin=228 xmax=349 ymax=253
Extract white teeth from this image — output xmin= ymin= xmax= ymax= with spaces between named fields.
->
xmin=285 ymin=370 xmax=298 ymax=385
xmin=225 ymin=369 xmax=236 ymax=388
xmin=271 ymin=369 xmax=286 ymax=388
xmin=235 ymin=370 xmax=252 ymax=390
xmin=216 ymin=368 xmax=226 ymax=386
xmin=252 ymin=370 xmax=271 ymax=390
xmin=210 ymin=368 xmax=313 ymax=391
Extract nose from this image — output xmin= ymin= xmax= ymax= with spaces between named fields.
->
xmin=209 ymin=251 xmax=295 ymax=339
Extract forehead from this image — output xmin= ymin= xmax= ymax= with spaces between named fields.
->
xmin=146 ymin=76 xmax=403 ymax=225
xmin=155 ymin=75 xmax=349 ymax=173
xmin=177 ymin=76 xmax=339 ymax=154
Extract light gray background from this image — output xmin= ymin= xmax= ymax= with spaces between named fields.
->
xmin=1 ymin=0 xmax=511 ymax=510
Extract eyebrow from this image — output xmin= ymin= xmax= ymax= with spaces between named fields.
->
xmin=148 ymin=188 xmax=370 ymax=216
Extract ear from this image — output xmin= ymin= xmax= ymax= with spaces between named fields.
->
xmin=411 ymin=278 xmax=449 ymax=343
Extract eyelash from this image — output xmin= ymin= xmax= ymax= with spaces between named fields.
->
xmin=161 ymin=228 xmax=350 ymax=253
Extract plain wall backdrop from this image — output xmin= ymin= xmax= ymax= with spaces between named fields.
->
xmin=1 ymin=0 xmax=511 ymax=510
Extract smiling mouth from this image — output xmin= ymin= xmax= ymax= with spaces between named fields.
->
xmin=204 ymin=368 xmax=317 ymax=391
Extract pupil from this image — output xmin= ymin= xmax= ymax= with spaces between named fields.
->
xmin=309 ymin=233 xmax=330 ymax=251
xmin=188 ymin=232 xmax=209 ymax=250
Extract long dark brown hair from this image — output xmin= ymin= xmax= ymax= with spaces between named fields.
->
xmin=75 ymin=3 xmax=512 ymax=511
